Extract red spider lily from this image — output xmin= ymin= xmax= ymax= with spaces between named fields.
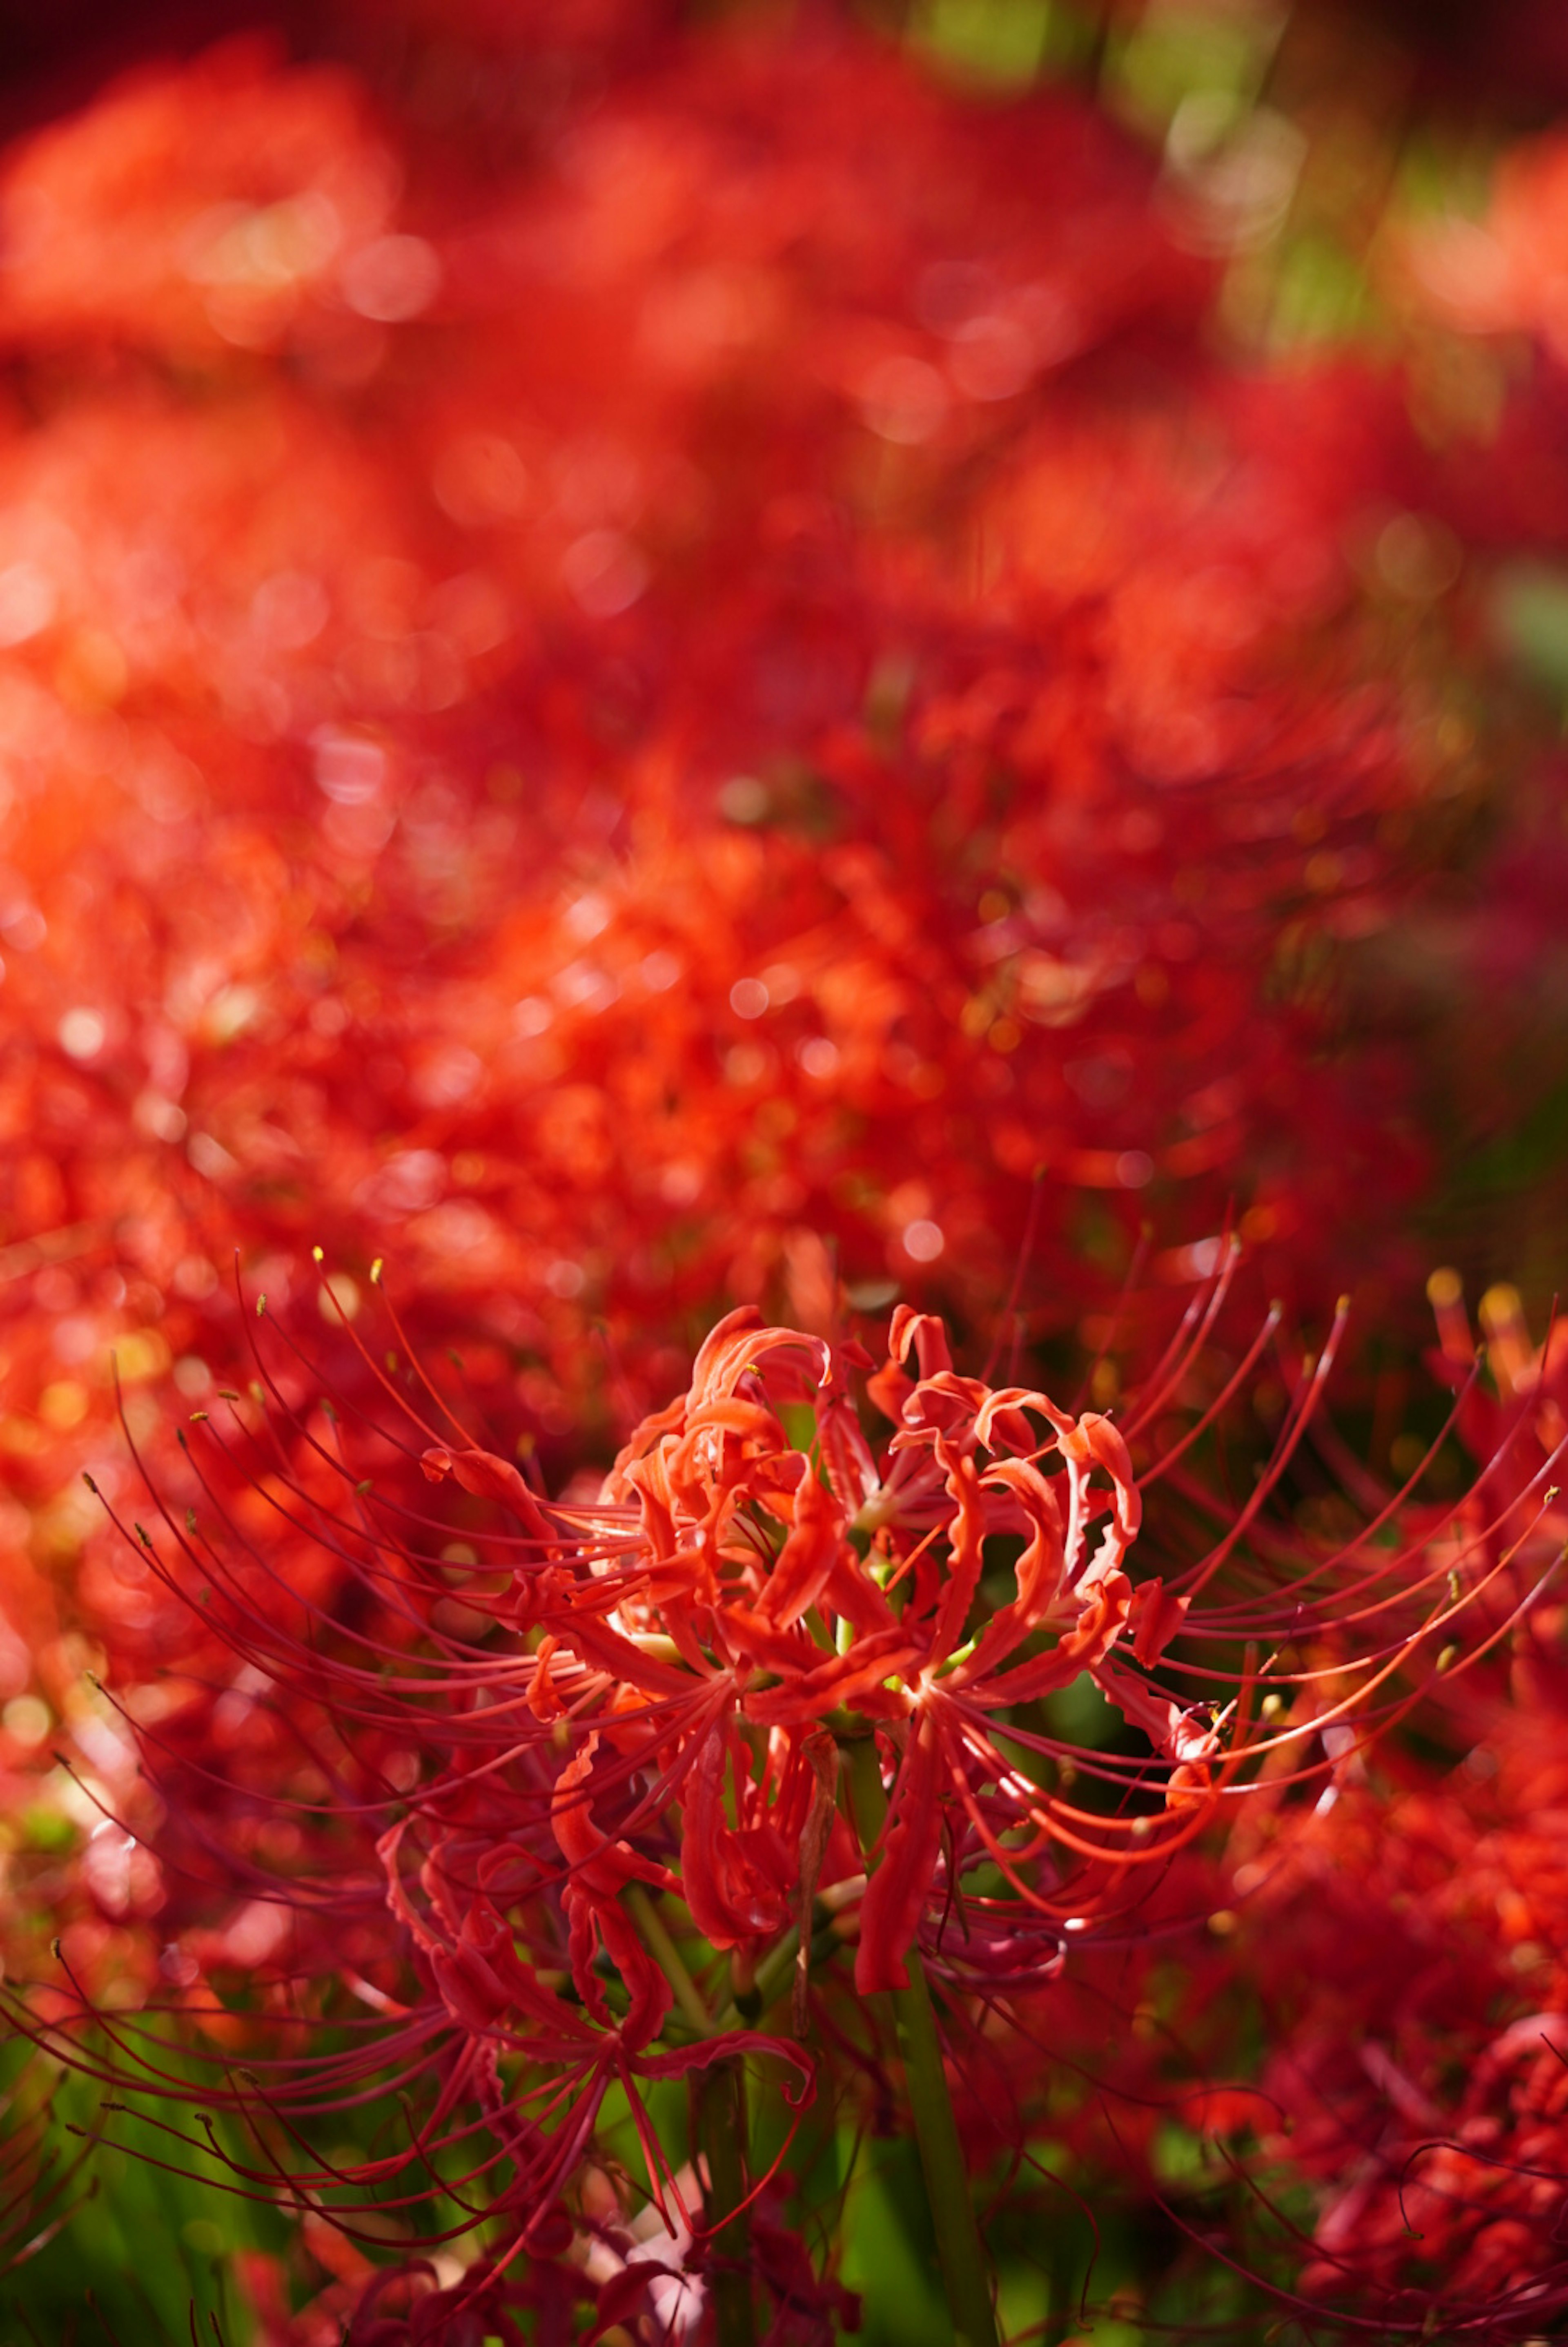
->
xmin=1186 ymin=1277 xmax=1568 ymax=2338
xmin=1398 ymin=122 xmax=1568 ymax=585
xmin=338 ymin=2250 xmax=587 ymax=2347
xmin=1404 ymin=125 xmax=1568 ymax=368
xmin=0 ymin=21 xmax=1547 ymax=2334
xmin=1215 ymin=1715 xmax=1568 ymax=2338
xmin=0 ymin=18 xmax=1468 ymax=1499
xmin=1 ymin=1251 xmax=1538 ymax=2337
xmin=0 ymin=15 xmax=1488 ymax=2056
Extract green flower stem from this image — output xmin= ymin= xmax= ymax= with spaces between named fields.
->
xmin=624 ymin=1887 xmax=755 ymax=2347
xmin=708 ymin=1874 xmax=866 ymax=2035
xmin=713 ymin=1924 xmax=799 ymax=2033
xmin=692 ymin=2054 xmax=757 ymax=2347
xmin=845 ymin=1737 xmax=1000 ymax=2347
xmin=624 ymin=1884 xmax=715 ymax=2037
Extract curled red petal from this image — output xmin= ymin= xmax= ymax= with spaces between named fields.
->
xmin=759 ymin=1467 xmax=844 ymax=1628
xmin=420 ymin=1443 xmax=553 ymax=1540
xmin=679 ymin=1719 xmax=790 ymax=1949
xmin=855 ymin=1724 xmax=945 ymax=1995
xmin=1129 ymin=1579 xmax=1190 ymax=1667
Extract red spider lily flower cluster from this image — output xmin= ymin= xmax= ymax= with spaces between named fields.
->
xmin=0 ymin=18 xmax=1463 ymax=1472
xmin=1236 ymin=1734 xmax=1568 ymax=2340
xmin=3 ymin=1256 xmax=1539 ymax=2342
xmin=1388 ymin=117 xmax=1568 ymax=1231
xmin=2 ymin=10 xmax=1568 ymax=2342
xmin=0 ymin=15 xmax=1480 ymax=2053
xmin=1396 ymin=125 xmax=1568 ymax=575
xmin=1195 ymin=1277 xmax=1568 ymax=2338
xmin=1405 ymin=127 xmax=1568 ymax=369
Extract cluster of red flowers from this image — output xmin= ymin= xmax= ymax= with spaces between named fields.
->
xmin=1 ymin=3 xmax=1568 ymax=2341
xmin=11 ymin=1256 xmax=1530 ymax=2343
xmin=0 ymin=13 xmax=1468 ymax=1440
xmin=1202 ymin=1279 xmax=1568 ymax=2338
xmin=0 ymin=7 xmax=1481 ymax=2028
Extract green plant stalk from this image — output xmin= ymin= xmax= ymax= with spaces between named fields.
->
xmin=623 ymin=1886 xmax=755 ymax=2347
xmin=624 ymin=1884 xmax=715 ymax=2037
xmin=712 ymin=1915 xmax=805 ymax=2035
xmin=845 ymin=1736 xmax=1000 ymax=2347
xmin=709 ymin=1875 xmax=865 ymax=2034
xmin=693 ymin=2054 xmax=756 ymax=2347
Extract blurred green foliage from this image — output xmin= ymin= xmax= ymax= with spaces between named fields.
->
xmin=3 ymin=2052 xmax=273 ymax=2345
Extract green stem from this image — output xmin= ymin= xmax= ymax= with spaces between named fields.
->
xmin=626 ymin=1888 xmax=755 ymax=2344
xmin=623 ymin=1885 xmax=715 ymax=2037
xmin=710 ymin=1876 xmax=865 ymax=2035
xmin=693 ymin=2055 xmax=756 ymax=2347
xmin=845 ymin=1738 xmax=1000 ymax=2347
xmin=712 ymin=1923 xmax=798 ymax=2035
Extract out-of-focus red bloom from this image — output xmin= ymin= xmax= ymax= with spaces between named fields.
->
xmin=1407 ymin=129 xmax=1568 ymax=361
xmin=0 ymin=46 xmax=1514 ymax=2318
xmin=0 ymin=19 xmax=1474 ymax=2010
xmin=0 ymin=40 xmax=412 ymax=363
xmin=0 ymin=23 xmax=1459 ymax=1447
xmin=1399 ymin=124 xmax=1568 ymax=549
xmin=1204 ymin=1277 xmax=1568 ymax=2335
xmin=1229 ymin=1708 xmax=1568 ymax=2334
